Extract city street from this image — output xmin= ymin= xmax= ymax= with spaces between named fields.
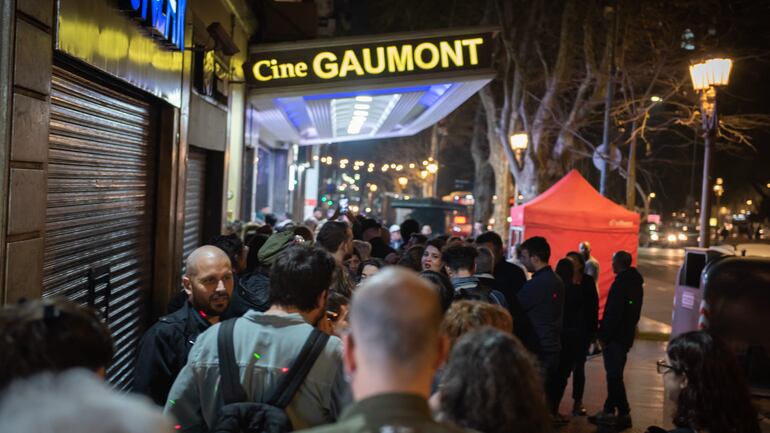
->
xmin=559 ymin=247 xmax=770 ymax=432
xmin=636 ymin=247 xmax=684 ymax=332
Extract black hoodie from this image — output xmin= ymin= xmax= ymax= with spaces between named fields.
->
xmin=599 ymin=267 xmax=644 ymax=349
xmin=220 ymin=269 xmax=272 ymax=319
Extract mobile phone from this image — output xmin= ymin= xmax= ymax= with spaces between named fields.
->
xmin=340 ymin=198 xmax=349 ymax=213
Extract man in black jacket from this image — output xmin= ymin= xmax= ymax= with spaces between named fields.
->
xmin=589 ymin=250 xmax=643 ymax=430
xmin=476 ymin=231 xmax=527 ymax=304
xmin=516 ymin=236 xmax=564 ymax=417
xmin=133 ymin=246 xmax=234 ymax=405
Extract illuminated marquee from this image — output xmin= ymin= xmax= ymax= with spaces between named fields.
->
xmin=244 ymin=30 xmax=495 ymax=88
xmin=119 ymin=0 xmax=187 ymax=51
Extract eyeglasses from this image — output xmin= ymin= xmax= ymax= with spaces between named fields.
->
xmin=656 ymin=360 xmax=679 ymax=375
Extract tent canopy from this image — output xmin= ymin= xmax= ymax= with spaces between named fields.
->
xmin=510 ymin=170 xmax=640 ymax=314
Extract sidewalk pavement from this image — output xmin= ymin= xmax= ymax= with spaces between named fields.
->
xmin=637 ymin=316 xmax=672 ymax=341
xmin=557 ymin=340 xmax=670 ymax=433
xmin=556 ymin=339 xmax=770 ymax=433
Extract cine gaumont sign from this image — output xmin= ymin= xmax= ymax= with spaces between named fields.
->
xmin=244 ymin=29 xmax=497 ymax=88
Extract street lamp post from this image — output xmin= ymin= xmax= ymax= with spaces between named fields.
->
xmin=690 ymin=57 xmax=732 ymax=247
xmin=509 ymin=133 xmax=528 ymax=205
xmin=712 ymin=178 xmax=724 ymax=229
xmin=645 ymin=192 xmax=656 ymax=220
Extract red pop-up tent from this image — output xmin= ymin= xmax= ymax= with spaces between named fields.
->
xmin=510 ymin=170 xmax=639 ymax=315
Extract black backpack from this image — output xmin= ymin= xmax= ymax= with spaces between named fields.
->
xmin=454 ymin=285 xmax=506 ymax=307
xmin=211 ymin=319 xmax=330 ymax=433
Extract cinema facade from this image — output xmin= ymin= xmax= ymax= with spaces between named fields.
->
xmin=0 ymin=0 xmax=494 ymax=389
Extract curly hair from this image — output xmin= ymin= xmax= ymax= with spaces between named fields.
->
xmin=0 ymin=298 xmax=114 ymax=390
xmin=667 ymin=331 xmax=759 ymax=433
xmin=439 ymin=327 xmax=551 ymax=433
xmin=441 ymin=300 xmax=512 ymax=347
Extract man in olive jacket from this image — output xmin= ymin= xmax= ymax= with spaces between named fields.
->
xmin=296 ymin=268 xmax=464 ymax=433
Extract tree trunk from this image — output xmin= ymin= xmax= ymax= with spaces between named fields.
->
xmin=470 ymin=104 xmax=494 ymax=226
xmin=474 ymin=165 xmax=494 ymax=224
xmin=490 ymin=134 xmax=512 ymax=240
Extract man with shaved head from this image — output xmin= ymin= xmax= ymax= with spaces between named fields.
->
xmin=298 ymin=268 xmax=463 ymax=433
xmin=133 ymin=245 xmax=234 ymax=405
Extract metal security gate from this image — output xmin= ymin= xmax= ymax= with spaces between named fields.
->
xmin=182 ymin=147 xmax=207 ymax=263
xmin=44 ymin=66 xmax=157 ymax=391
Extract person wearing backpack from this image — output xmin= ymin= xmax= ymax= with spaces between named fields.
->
xmin=296 ymin=268 xmax=465 ymax=433
xmin=165 ymin=244 xmax=351 ymax=432
xmin=441 ymin=244 xmax=508 ymax=308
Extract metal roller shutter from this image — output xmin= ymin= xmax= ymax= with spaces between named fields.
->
xmin=44 ymin=66 xmax=157 ymax=391
xmin=182 ymin=147 xmax=207 ymax=263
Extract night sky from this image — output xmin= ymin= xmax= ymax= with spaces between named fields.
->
xmin=328 ymin=0 xmax=770 ymax=217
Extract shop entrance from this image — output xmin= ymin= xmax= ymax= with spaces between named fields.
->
xmin=44 ymin=64 xmax=158 ymax=390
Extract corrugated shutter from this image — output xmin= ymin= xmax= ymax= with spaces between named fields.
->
xmin=182 ymin=147 xmax=207 ymax=263
xmin=44 ymin=66 xmax=157 ymax=391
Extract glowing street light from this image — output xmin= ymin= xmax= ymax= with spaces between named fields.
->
xmin=649 ymin=192 xmax=656 ymax=199
xmin=510 ymin=132 xmax=528 ymax=170
xmin=690 ymin=56 xmax=732 ymax=247
xmin=369 ymin=184 xmax=378 ymax=192
xmin=419 ymin=170 xmax=428 ymax=179
xmin=426 ymin=162 xmax=438 ymax=174
xmin=510 ymin=133 xmax=528 ymax=150
xmin=397 ymin=176 xmax=409 ymax=187
xmin=689 ymin=58 xmax=733 ymax=91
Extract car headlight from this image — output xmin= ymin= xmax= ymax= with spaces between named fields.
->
xmin=677 ymin=233 xmax=687 ymax=241
xmin=667 ymin=234 xmax=677 ymax=242
xmin=650 ymin=233 xmax=659 ymax=241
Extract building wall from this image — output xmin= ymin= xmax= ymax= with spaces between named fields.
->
xmin=0 ymin=0 xmax=256 ymax=305
xmin=0 ymin=0 xmax=53 ymax=303
xmin=186 ymin=0 xmax=252 ymax=224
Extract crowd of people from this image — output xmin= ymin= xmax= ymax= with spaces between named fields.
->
xmin=0 ymin=211 xmax=762 ymax=433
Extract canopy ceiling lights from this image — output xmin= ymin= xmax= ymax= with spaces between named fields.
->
xmin=245 ymin=27 xmax=498 ymax=145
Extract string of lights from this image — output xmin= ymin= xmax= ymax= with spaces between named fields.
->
xmin=312 ymin=154 xmax=439 ymax=175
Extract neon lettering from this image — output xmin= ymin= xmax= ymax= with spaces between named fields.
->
xmin=249 ymin=36 xmax=488 ymax=83
xmin=362 ymin=47 xmax=386 ymax=74
xmin=313 ymin=52 xmax=339 ymax=79
xmin=461 ymin=37 xmax=483 ymax=65
xmin=339 ymin=50 xmax=365 ymax=77
xmin=386 ymin=45 xmax=414 ymax=72
xmin=414 ymin=42 xmax=439 ymax=69
xmin=439 ymin=40 xmax=464 ymax=67
xmin=253 ymin=60 xmax=273 ymax=81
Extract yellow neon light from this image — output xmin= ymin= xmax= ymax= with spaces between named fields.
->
xmin=253 ymin=37 xmax=485 ymax=82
